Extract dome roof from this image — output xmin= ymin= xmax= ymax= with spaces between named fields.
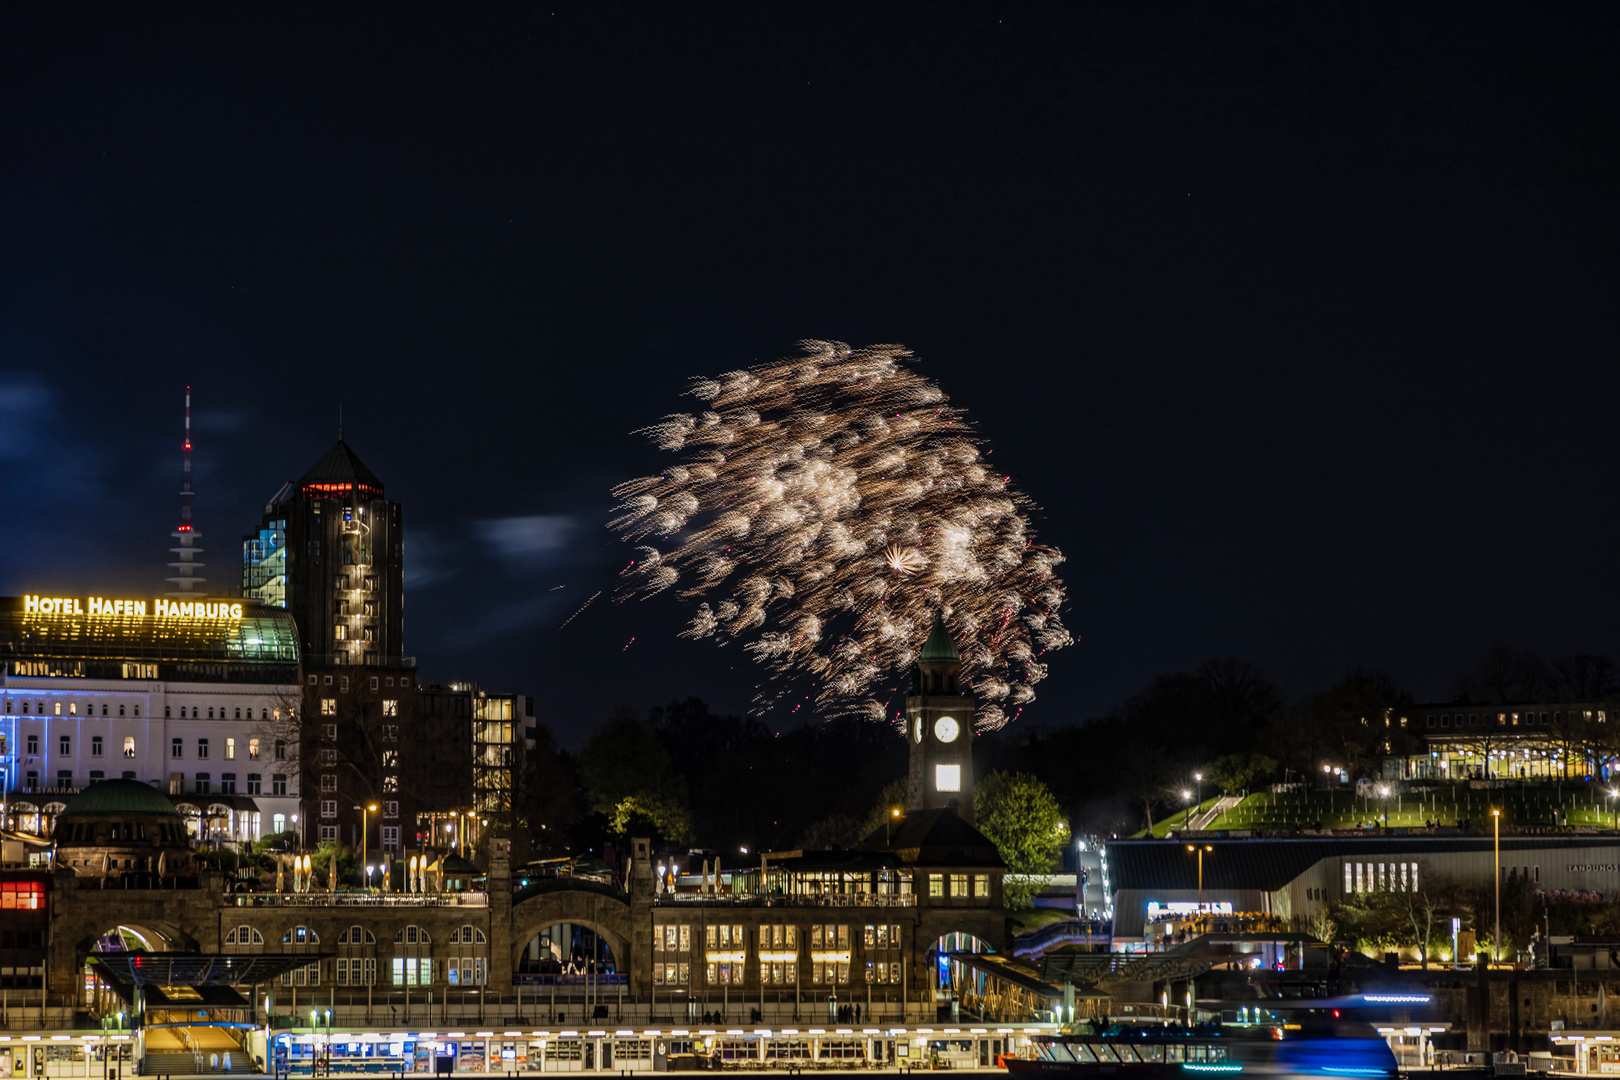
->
xmin=919 ymin=614 xmax=960 ymax=663
xmin=58 ymin=779 xmax=180 ymax=819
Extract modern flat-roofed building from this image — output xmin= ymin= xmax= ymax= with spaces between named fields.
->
xmin=0 ymin=593 xmax=302 ymax=841
xmin=1107 ymin=834 xmax=1620 ymax=943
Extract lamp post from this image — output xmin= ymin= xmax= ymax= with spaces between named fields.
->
xmin=887 ymin=807 xmax=900 ymax=844
xmin=1194 ymin=773 xmax=1203 ymax=821
xmin=1492 ymin=808 xmax=1502 ymax=964
xmin=1185 ymin=845 xmax=1212 ymax=904
xmin=292 ymin=812 xmax=302 ymax=852
xmin=1377 ymin=785 xmax=1390 ymax=829
xmin=355 ymin=802 xmax=379 ymax=887
xmin=1182 ymin=790 xmax=1193 ymax=828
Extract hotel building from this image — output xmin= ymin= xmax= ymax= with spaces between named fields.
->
xmin=0 ymin=593 xmax=303 ymax=842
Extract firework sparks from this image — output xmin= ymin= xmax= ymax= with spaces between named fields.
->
xmin=610 ymin=340 xmax=1072 ymax=729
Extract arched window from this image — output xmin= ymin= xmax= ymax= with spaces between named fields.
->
xmin=450 ymin=926 xmax=487 ymax=945
xmin=339 ymin=925 xmax=376 ymax=945
xmin=225 ymin=925 xmax=264 ymax=945
xmin=282 ymin=926 xmax=320 ymax=945
xmin=392 ymin=926 xmax=433 ymax=986
xmin=393 ymin=926 xmax=430 ymax=945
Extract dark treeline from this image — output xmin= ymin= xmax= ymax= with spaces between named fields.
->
xmin=511 ymin=646 xmax=1620 ymax=861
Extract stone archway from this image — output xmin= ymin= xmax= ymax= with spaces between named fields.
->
xmin=508 ymin=884 xmax=633 ymax=979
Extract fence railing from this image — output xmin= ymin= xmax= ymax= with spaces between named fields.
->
xmin=229 ymin=892 xmax=488 ymax=908
xmin=654 ymin=892 xmax=915 ymax=908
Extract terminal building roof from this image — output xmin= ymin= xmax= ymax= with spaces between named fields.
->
xmin=0 ymin=597 xmax=300 ymax=682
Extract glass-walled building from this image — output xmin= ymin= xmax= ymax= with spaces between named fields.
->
xmin=1396 ymin=701 xmax=1616 ymax=781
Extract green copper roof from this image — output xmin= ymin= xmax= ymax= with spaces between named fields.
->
xmin=920 ymin=614 xmax=959 ymax=663
xmin=59 ymin=779 xmax=181 ymax=819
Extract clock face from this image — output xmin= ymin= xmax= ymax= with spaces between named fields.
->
xmin=914 ymin=718 xmax=924 ymax=743
xmin=934 ymin=716 xmax=960 ymax=743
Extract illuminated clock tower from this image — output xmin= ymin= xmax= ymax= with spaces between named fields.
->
xmin=905 ymin=614 xmax=977 ymax=823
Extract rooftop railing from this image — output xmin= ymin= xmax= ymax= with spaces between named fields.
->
xmin=654 ymin=892 xmax=915 ymax=908
xmin=229 ymin=892 xmax=487 ymax=908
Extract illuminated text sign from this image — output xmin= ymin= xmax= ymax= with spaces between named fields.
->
xmin=22 ymin=595 xmax=244 ymax=619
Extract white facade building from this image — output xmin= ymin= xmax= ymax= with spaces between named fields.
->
xmin=1 ymin=593 xmax=302 ymax=843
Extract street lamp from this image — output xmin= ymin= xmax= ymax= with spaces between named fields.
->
xmin=1194 ymin=773 xmax=1203 ymax=818
xmin=1377 ymin=785 xmax=1390 ymax=828
xmin=355 ymin=802 xmax=379 ymax=887
xmin=1492 ymin=808 xmax=1502 ymax=964
xmin=1182 ymin=790 xmax=1193 ymax=828
xmin=1185 ymin=845 xmax=1213 ymax=903
xmin=291 ymin=812 xmax=302 ymax=852
xmin=366 ymin=864 xmax=375 ymax=888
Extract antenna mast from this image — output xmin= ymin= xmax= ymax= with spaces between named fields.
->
xmin=166 ymin=386 xmax=206 ymax=597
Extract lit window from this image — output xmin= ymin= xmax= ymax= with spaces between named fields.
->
xmin=934 ymin=764 xmax=960 ymax=792
xmin=225 ymin=737 xmax=236 ymax=760
xmin=928 ymin=874 xmax=943 ymax=897
xmin=383 ymin=699 xmax=399 ymax=716
xmin=123 ymin=737 xmax=136 ymax=758
xmin=321 ymin=699 xmax=337 ymax=716
xmin=249 ymin=738 xmax=260 ymax=760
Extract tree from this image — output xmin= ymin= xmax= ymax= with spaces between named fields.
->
xmin=577 ymin=708 xmax=692 ymax=844
xmin=1208 ymin=752 xmax=1278 ymax=796
xmin=974 ymin=771 xmax=1066 ymax=911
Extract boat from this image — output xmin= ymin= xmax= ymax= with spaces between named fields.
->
xmin=1005 ymin=1016 xmax=1399 ymax=1078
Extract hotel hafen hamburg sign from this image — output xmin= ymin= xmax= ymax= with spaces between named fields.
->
xmin=22 ymin=594 xmax=245 ymax=619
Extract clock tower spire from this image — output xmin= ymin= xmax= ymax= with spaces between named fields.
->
xmin=906 ymin=613 xmax=977 ymax=823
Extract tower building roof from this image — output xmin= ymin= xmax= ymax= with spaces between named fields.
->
xmin=298 ymin=439 xmax=384 ymax=497
xmin=919 ymin=614 xmax=959 ymax=663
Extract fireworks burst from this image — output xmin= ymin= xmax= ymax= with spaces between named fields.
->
xmin=609 ymin=340 xmax=1072 ymax=729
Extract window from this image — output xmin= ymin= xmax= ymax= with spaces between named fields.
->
xmin=974 ymin=874 xmax=990 ymax=898
xmin=280 ymin=960 xmax=322 ymax=987
xmin=336 ymin=957 xmax=377 ymax=986
xmin=123 ymin=737 xmax=135 ymax=758
xmin=90 ymin=736 xmax=103 ymax=757
xmin=928 ymin=874 xmax=943 ymax=897
xmin=450 ymin=926 xmax=487 ymax=945
xmin=384 ymin=800 xmax=399 ymax=818
xmin=391 ymin=958 xmax=433 ymax=986
xmin=382 ymin=750 xmax=398 ymax=768
xmin=935 ymin=763 xmax=961 ymax=792
xmin=208 ymin=708 xmax=214 ymax=719
xmin=26 ymin=734 xmax=38 ymax=755
xmin=197 ymin=739 xmax=209 ymax=759
xmin=381 ymin=825 xmax=400 ymax=850
xmin=171 ymin=738 xmax=184 ymax=759
xmin=320 ymin=799 xmax=337 ymax=818
xmin=320 ymin=774 xmax=337 ymax=792
xmin=225 ymin=925 xmax=265 ymax=945
xmin=165 ymin=706 xmax=171 ymax=718
xmin=275 ymin=740 xmax=287 ymax=760
xmin=394 ymin=926 xmax=432 ymax=944
xmin=324 ymin=675 xmax=333 ymax=686
xmin=321 ymin=699 xmax=337 ymax=716
xmin=88 ymin=770 xmax=104 ymax=782
xmin=448 ymin=956 xmax=487 ymax=986
xmin=370 ymin=677 xmax=379 ymax=691
xmin=383 ymin=775 xmax=398 ymax=792
xmin=322 ymin=723 xmax=337 ymax=740
xmin=320 ymin=749 xmax=337 ymax=765
xmin=949 ymin=873 xmax=968 ymax=897
xmin=339 ymin=926 xmax=377 ymax=944
xmin=249 ymin=738 xmax=260 ymax=760
xmin=221 ymin=773 xmax=237 ymax=795
xmin=319 ymin=825 xmax=337 ymax=842
xmin=59 ymin=735 xmax=71 ymax=756
xmin=334 ymin=625 xmax=346 ymax=641
xmin=224 ymin=737 xmax=236 ymax=760
xmin=383 ymin=724 xmax=398 ymax=741
xmin=340 ymin=676 xmax=350 ymax=692
xmin=247 ymin=774 xmax=262 ymax=795
xmin=195 ymin=773 xmax=210 ymax=794
xmin=272 ymin=774 xmax=287 ymax=796
xmin=383 ymin=699 xmax=399 ymax=716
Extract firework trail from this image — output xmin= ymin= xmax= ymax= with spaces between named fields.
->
xmin=610 ymin=340 xmax=1071 ymax=730
xmin=557 ymin=590 xmax=601 ymax=630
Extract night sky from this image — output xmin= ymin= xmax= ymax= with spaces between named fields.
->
xmin=1 ymin=6 xmax=1615 ymax=748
